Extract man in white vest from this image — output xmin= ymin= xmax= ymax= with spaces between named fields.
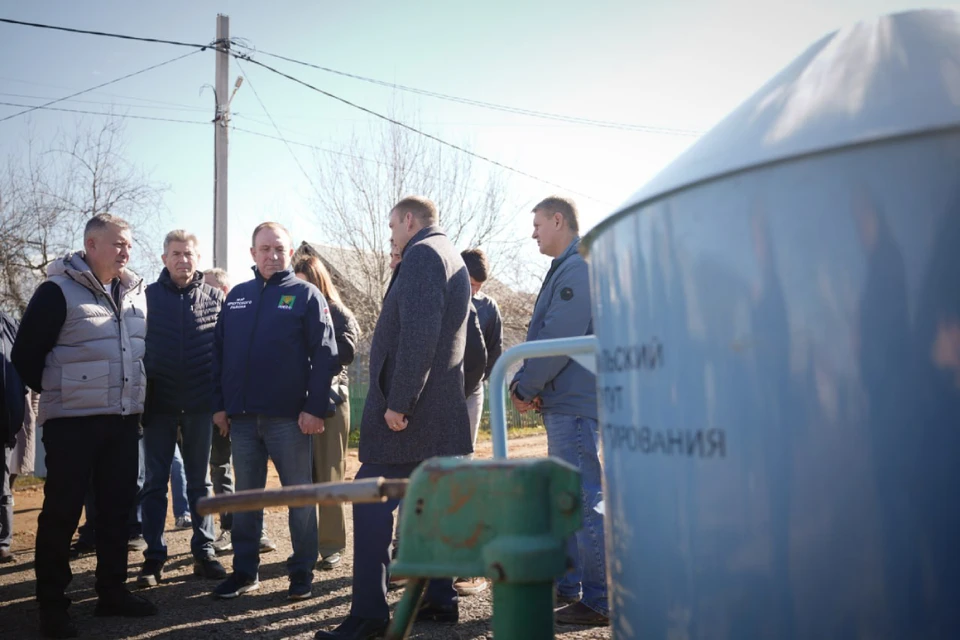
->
xmin=13 ymin=214 xmax=158 ymax=639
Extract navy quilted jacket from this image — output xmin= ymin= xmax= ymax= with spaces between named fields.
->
xmin=144 ymin=269 xmax=224 ymax=417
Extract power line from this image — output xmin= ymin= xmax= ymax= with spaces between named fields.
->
xmin=0 ymin=17 xmax=213 ymax=49
xmin=232 ymin=124 xmax=529 ymax=204
xmin=0 ymin=49 xmax=204 ymax=124
xmin=0 ymin=101 xmax=210 ymax=125
xmin=249 ymin=47 xmax=702 ymax=137
xmin=0 ymin=92 xmax=210 ymax=113
xmin=0 ymin=17 xmax=698 ymax=137
xmin=233 ymin=58 xmax=321 ymax=197
xmin=0 ymin=76 xmax=215 ymax=110
xmin=231 ymin=53 xmax=611 ymax=205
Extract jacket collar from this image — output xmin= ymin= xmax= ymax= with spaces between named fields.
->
xmin=534 ymin=237 xmax=581 ymax=309
xmin=158 ymin=268 xmax=204 ymax=292
xmin=550 ymin=237 xmax=581 ymax=269
xmin=48 ymin=251 xmax=143 ymax=296
xmin=401 ymin=225 xmax=445 ymax=257
xmin=252 ymin=266 xmax=296 ymax=286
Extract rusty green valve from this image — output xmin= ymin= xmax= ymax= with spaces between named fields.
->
xmin=385 ymin=456 xmax=582 ymax=640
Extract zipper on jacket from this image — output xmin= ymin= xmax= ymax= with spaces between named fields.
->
xmin=240 ymin=279 xmax=268 ymax=414
xmin=179 ymin=291 xmax=185 ymax=414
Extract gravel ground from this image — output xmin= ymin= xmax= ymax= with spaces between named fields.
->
xmin=0 ymin=435 xmax=611 ymax=639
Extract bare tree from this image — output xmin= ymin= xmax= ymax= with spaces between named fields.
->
xmin=0 ymin=118 xmax=166 ymax=315
xmin=306 ymin=111 xmax=520 ymax=336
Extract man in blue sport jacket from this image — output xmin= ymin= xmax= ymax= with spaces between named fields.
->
xmin=210 ymin=222 xmax=339 ymax=602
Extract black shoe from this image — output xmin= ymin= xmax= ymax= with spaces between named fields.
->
xmin=416 ymin=601 xmax=459 ymax=624
xmin=94 ymin=590 xmax=158 ymax=617
xmin=555 ymin=592 xmax=580 ymax=606
xmin=137 ymin=559 xmax=165 ymax=588
xmin=68 ymin=540 xmax=96 ymax=560
xmin=213 ymin=572 xmax=260 ymax=599
xmin=39 ymin=609 xmax=78 ymax=639
xmin=193 ymin=557 xmax=228 ymax=580
xmin=0 ymin=548 xmax=14 ymax=563
xmin=314 ymin=615 xmax=388 ymax=639
xmin=555 ymin=601 xmax=610 ymax=626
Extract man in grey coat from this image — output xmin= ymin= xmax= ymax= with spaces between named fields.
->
xmin=511 ymin=196 xmax=608 ymax=627
xmin=315 ymin=196 xmax=472 ymax=640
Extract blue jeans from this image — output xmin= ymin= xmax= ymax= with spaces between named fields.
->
xmin=543 ymin=412 xmax=608 ymax=616
xmin=171 ymin=444 xmax=188 ymax=518
xmin=230 ymin=415 xmax=317 ymax=578
xmin=141 ymin=414 xmax=215 ymax=562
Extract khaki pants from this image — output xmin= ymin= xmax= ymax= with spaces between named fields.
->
xmin=312 ymin=398 xmax=349 ymax=556
xmin=465 ymin=386 xmax=484 ymax=459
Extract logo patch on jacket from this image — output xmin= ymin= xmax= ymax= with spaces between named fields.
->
xmin=560 ymin=287 xmax=574 ymax=301
xmin=278 ymin=295 xmax=296 ymax=309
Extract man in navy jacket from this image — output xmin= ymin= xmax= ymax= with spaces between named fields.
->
xmin=211 ymin=222 xmax=338 ymax=602
xmin=137 ymin=230 xmax=227 ymax=589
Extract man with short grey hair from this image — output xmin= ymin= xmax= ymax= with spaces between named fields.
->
xmin=136 ymin=230 xmax=227 ymax=588
xmin=13 ymin=213 xmax=158 ymax=638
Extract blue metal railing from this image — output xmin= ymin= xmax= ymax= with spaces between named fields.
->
xmin=487 ymin=336 xmax=598 ymax=459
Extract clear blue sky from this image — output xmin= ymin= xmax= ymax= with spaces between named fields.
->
xmin=1 ymin=0 xmax=954 ymax=287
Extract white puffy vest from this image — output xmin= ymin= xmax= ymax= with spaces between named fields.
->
xmin=38 ymin=253 xmax=148 ymax=423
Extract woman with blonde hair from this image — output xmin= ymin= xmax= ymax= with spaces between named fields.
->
xmin=293 ymin=254 xmax=361 ymax=571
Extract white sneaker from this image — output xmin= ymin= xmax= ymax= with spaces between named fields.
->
xmin=175 ymin=514 xmax=193 ymax=530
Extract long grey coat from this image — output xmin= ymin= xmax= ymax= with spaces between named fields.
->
xmin=359 ymin=225 xmax=472 ymax=464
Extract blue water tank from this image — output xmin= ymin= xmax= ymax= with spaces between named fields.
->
xmin=583 ymin=9 xmax=960 ymax=639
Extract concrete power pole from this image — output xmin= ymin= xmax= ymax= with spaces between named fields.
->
xmin=213 ymin=14 xmax=230 ymax=270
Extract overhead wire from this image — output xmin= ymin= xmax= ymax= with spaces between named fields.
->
xmin=0 ymin=92 xmax=210 ymax=113
xmin=0 ymin=49 xmax=205 ymax=123
xmin=233 ymin=58 xmax=323 ymax=198
xmin=248 ymin=47 xmax=702 ymax=137
xmin=0 ymin=17 xmax=213 ymax=49
xmin=0 ymin=101 xmax=211 ymax=125
xmin=0 ymin=17 xmax=619 ymax=202
xmin=230 ymin=52 xmax=612 ymax=205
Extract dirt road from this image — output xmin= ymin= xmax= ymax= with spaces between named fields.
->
xmin=0 ymin=434 xmax=609 ymax=639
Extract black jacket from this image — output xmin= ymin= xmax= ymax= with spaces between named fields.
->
xmin=464 ymin=302 xmax=487 ymax=395
xmin=1 ymin=312 xmax=25 ymax=446
xmin=329 ymin=301 xmax=360 ymax=405
xmin=144 ymin=269 xmax=224 ymax=417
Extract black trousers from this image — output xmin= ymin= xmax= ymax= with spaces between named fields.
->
xmin=351 ymin=462 xmax=456 ymax=620
xmin=36 ymin=414 xmax=141 ymax=610
xmin=208 ymin=424 xmax=234 ymax=531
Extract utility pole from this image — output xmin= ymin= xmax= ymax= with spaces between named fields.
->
xmin=213 ymin=14 xmax=230 ymax=270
